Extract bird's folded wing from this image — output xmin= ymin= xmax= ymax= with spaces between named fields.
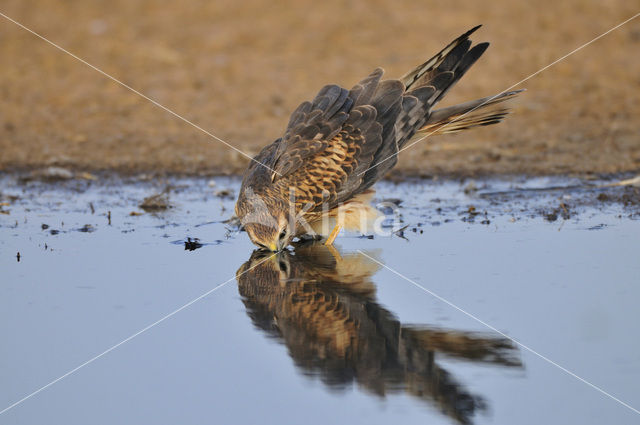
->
xmin=270 ymin=84 xmax=353 ymax=180
xmin=270 ymin=69 xmax=404 ymax=211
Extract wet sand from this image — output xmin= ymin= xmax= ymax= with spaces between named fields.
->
xmin=1 ymin=0 xmax=639 ymax=177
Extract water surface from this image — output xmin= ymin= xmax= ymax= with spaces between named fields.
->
xmin=1 ymin=175 xmax=639 ymax=424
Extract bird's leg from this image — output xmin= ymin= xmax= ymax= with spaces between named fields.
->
xmin=324 ymin=224 xmax=342 ymax=246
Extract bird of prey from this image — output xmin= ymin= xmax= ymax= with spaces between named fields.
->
xmin=236 ymin=244 xmax=521 ymax=424
xmin=235 ymin=25 xmax=522 ymax=251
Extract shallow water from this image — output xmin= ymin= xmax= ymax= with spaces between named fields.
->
xmin=1 ymin=175 xmax=639 ymax=425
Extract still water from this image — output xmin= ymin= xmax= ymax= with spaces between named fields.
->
xmin=1 ymin=175 xmax=639 ymax=424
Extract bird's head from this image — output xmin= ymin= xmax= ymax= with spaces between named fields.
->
xmin=235 ymin=186 xmax=294 ymax=251
xmin=243 ymin=213 xmax=293 ymax=251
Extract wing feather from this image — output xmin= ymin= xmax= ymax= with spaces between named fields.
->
xmin=271 ymin=85 xmax=352 ymax=180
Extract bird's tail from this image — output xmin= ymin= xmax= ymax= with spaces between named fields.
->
xmin=358 ymin=26 xmax=523 ymax=191
xmin=410 ymin=89 xmax=524 ymax=140
xmin=400 ymin=326 xmax=523 ymax=367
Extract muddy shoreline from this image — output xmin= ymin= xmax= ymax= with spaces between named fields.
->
xmin=2 ymin=172 xmax=639 ymax=224
xmin=3 ymin=164 xmax=640 ymax=182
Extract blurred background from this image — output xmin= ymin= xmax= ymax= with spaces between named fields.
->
xmin=1 ymin=0 xmax=638 ymax=177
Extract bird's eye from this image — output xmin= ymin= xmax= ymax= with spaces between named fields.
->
xmin=279 ymin=230 xmax=287 ymax=240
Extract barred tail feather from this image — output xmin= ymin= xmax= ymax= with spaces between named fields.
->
xmin=412 ymin=89 xmax=524 ymax=138
xmin=401 ymin=25 xmax=482 ymax=90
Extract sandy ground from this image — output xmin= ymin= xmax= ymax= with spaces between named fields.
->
xmin=1 ymin=0 xmax=639 ymax=177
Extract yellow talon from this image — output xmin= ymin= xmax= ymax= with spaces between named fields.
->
xmin=324 ymin=224 xmax=342 ymax=246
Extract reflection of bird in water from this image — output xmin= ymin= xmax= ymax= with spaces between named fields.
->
xmin=236 ymin=244 xmax=522 ymax=424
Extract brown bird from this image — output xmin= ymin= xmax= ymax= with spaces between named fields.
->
xmin=235 ymin=25 xmax=522 ymax=251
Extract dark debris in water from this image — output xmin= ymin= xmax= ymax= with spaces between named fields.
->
xmin=184 ymin=237 xmax=203 ymax=251
xmin=77 ymin=224 xmax=96 ymax=233
xmin=215 ymin=189 xmax=234 ymax=199
xmin=139 ymin=193 xmax=171 ymax=212
xmin=393 ymin=225 xmax=410 ymax=240
xmin=542 ymin=202 xmax=572 ymax=222
xmin=170 ymin=237 xmax=223 ymax=251
xmin=459 ymin=205 xmax=490 ymax=224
